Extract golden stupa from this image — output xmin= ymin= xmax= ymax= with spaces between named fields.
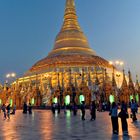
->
xmin=26 ymin=0 xmax=110 ymax=76
xmin=11 ymin=0 xmax=113 ymax=107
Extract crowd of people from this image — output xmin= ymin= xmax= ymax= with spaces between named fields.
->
xmin=0 ymin=102 xmax=32 ymax=120
xmin=23 ymin=102 xmax=32 ymax=114
xmin=51 ymin=99 xmax=139 ymax=136
xmin=0 ymin=103 xmax=16 ymax=120
xmin=0 ymin=99 xmax=139 ymax=136
xmin=110 ymin=99 xmax=138 ymax=135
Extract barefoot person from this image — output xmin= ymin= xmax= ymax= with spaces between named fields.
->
xmin=109 ymin=102 xmax=118 ymax=134
xmin=1 ymin=104 xmax=7 ymax=119
xmin=80 ymin=101 xmax=86 ymax=120
xmin=131 ymin=99 xmax=137 ymax=122
xmin=90 ymin=101 xmax=96 ymax=121
xmin=118 ymin=108 xmax=129 ymax=135
xmin=6 ymin=104 xmax=11 ymax=119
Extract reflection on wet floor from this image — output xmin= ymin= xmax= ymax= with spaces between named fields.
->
xmin=0 ymin=110 xmax=140 ymax=140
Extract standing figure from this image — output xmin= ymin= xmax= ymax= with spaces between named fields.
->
xmin=23 ymin=102 xmax=28 ymax=114
xmin=6 ymin=104 xmax=11 ymax=119
xmin=63 ymin=103 xmax=67 ymax=114
xmin=80 ymin=101 xmax=86 ymax=120
xmin=73 ymin=102 xmax=78 ymax=116
xmin=118 ymin=108 xmax=129 ymax=135
xmin=28 ymin=103 xmax=32 ymax=114
xmin=51 ymin=103 xmax=56 ymax=114
xmin=11 ymin=104 xmax=16 ymax=115
xmin=57 ymin=103 xmax=61 ymax=114
xmin=110 ymin=102 xmax=118 ymax=134
xmin=121 ymin=101 xmax=127 ymax=112
xmin=131 ymin=99 xmax=137 ymax=122
xmin=1 ymin=104 xmax=7 ymax=119
xmin=90 ymin=101 xmax=96 ymax=121
xmin=98 ymin=101 xmax=102 ymax=112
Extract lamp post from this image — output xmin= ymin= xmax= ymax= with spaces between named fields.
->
xmin=6 ymin=73 xmax=16 ymax=83
xmin=6 ymin=72 xmax=17 ymax=106
xmin=109 ymin=60 xmax=124 ymax=70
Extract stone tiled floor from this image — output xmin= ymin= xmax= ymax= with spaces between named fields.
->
xmin=0 ymin=109 xmax=140 ymax=140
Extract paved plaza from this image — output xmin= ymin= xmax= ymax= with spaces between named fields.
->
xmin=0 ymin=109 xmax=140 ymax=140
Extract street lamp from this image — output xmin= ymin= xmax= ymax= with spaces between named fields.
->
xmin=11 ymin=73 xmax=16 ymax=78
xmin=6 ymin=73 xmax=16 ymax=83
xmin=109 ymin=60 xmax=124 ymax=71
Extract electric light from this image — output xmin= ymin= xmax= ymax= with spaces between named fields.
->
xmin=6 ymin=74 xmax=10 ymax=78
xmin=115 ymin=61 xmax=120 ymax=65
xmin=11 ymin=73 xmax=16 ymax=77
xmin=109 ymin=61 xmax=113 ymax=65
xmin=120 ymin=61 xmax=124 ymax=66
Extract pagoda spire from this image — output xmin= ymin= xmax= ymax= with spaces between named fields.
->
xmin=128 ymin=70 xmax=135 ymax=95
xmin=121 ymin=70 xmax=128 ymax=89
xmin=49 ymin=0 xmax=96 ymax=57
xmin=62 ymin=0 xmax=80 ymax=31
xmin=112 ymin=71 xmax=117 ymax=90
xmin=135 ymin=75 xmax=140 ymax=92
xmin=120 ymin=70 xmax=129 ymax=103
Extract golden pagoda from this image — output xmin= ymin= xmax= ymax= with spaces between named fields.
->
xmin=2 ymin=0 xmax=113 ymax=107
xmin=25 ymin=0 xmax=110 ymax=76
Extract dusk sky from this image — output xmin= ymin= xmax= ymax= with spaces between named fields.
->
xmin=0 ymin=0 xmax=140 ymax=83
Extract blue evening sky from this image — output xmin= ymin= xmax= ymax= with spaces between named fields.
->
xmin=0 ymin=0 xmax=140 ymax=83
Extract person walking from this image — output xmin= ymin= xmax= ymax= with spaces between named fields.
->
xmin=90 ymin=101 xmax=96 ymax=121
xmin=11 ymin=104 xmax=16 ymax=115
xmin=121 ymin=101 xmax=127 ymax=112
xmin=1 ymin=104 xmax=7 ymax=119
xmin=57 ymin=103 xmax=61 ymax=114
xmin=131 ymin=99 xmax=137 ymax=122
xmin=51 ymin=102 xmax=56 ymax=114
xmin=118 ymin=108 xmax=129 ymax=135
xmin=98 ymin=101 xmax=102 ymax=112
xmin=6 ymin=104 xmax=11 ymax=119
xmin=109 ymin=102 xmax=118 ymax=134
xmin=80 ymin=101 xmax=86 ymax=120
xmin=23 ymin=102 xmax=28 ymax=114
xmin=73 ymin=102 xmax=78 ymax=116
xmin=28 ymin=103 xmax=32 ymax=114
xmin=63 ymin=103 xmax=67 ymax=114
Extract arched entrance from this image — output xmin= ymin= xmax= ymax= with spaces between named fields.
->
xmin=79 ymin=95 xmax=85 ymax=104
xmin=65 ymin=95 xmax=70 ymax=105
